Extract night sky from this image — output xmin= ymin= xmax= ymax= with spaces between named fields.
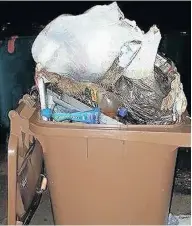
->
xmin=0 ymin=1 xmax=190 ymax=34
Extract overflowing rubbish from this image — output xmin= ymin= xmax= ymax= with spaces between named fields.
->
xmin=31 ymin=2 xmax=188 ymax=125
xmin=32 ymin=2 xmax=160 ymax=82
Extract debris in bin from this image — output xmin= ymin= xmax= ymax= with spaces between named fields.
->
xmin=41 ymin=107 xmax=100 ymax=124
xmin=34 ymin=74 xmax=122 ymax=125
xmin=32 ymin=2 xmax=150 ymax=82
xmin=96 ymin=91 xmax=124 ymax=118
xmin=35 ymin=67 xmax=124 ymax=124
xmin=46 ymin=88 xmax=123 ymax=125
xmin=32 ymin=2 xmax=188 ymax=126
xmin=35 ymin=52 xmax=187 ymax=125
xmin=54 ymin=104 xmax=77 ymax=114
xmin=101 ymin=52 xmax=187 ymax=125
xmin=117 ymin=107 xmax=128 ymax=118
xmin=36 ymin=76 xmax=48 ymax=121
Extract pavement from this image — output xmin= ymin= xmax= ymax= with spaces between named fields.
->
xmin=0 ymin=147 xmax=191 ymax=225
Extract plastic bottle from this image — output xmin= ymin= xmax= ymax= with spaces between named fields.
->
xmin=117 ymin=107 xmax=128 ymax=118
xmin=97 ymin=91 xmax=125 ymax=118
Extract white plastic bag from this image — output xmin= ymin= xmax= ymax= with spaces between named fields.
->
xmin=32 ymin=2 xmax=143 ymax=81
xmin=123 ymin=25 xmax=161 ymax=79
xmin=32 ymin=2 xmax=160 ymax=82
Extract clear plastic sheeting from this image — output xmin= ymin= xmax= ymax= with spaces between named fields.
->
xmin=98 ymin=53 xmax=187 ymax=125
xmin=35 ymin=51 xmax=187 ymax=125
xmin=35 ymin=66 xmax=125 ymax=112
xmin=32 ymin=2 xmax=161 ymax=82
xmin=33 ymin=2 xmax=187 ymax=125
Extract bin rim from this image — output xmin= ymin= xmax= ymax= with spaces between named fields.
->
xmin=27 ymin=109 xmax=191 ymax=147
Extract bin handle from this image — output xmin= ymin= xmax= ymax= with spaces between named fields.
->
xmin=36 ymin=174 xmax=47 ymax=194
xmin=8 ymin=134 xmax=18 ymax=225
xmin=21 ymin=174 xmax=47 ymax=225
xmin=8 ymin=35 xmax=18 ymax=54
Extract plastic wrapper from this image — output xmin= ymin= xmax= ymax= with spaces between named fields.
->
xmin=46 ymin=89 xmax=123 ymax=125
xmin=99 ymin=53 xmax=187 ymax=125
xmin=32 ymin=2 xmax=161 ymax=82
xmin=35 ymin=66 xmax=124 ymax=114
xmin=35 ymin=48 xmax=187 ymax=125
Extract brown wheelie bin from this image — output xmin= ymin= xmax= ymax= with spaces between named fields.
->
xmin=8 ymin=94 xmax=191 ymax=225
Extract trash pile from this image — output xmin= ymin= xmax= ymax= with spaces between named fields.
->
xmin=31 ymin=2 xmax=187 ymax=125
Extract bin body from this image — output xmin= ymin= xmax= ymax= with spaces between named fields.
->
xmin=8 ymin=95 xmax=191 ymax=225
xmin=0 ymin=36 xmax=35 ymax=130
xmin=43 ymin=137 xmax=177 ymax=225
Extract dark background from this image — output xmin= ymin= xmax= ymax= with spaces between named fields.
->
xmin=0 ymin=1 xmax=190 ymax=34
